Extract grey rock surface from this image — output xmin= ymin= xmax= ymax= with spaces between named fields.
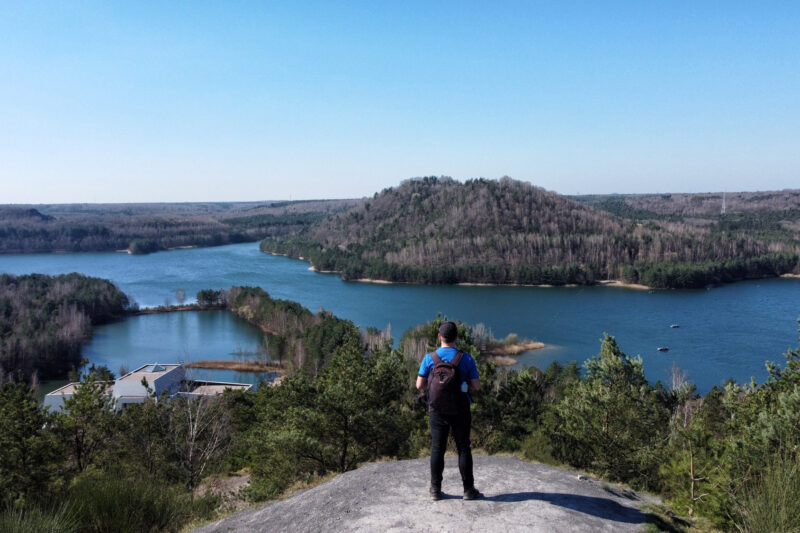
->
xmin=193 ymin=456 xmax=661 ymax=533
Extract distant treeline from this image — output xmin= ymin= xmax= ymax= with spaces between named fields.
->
xmin=621 ymin=253 xmax=799 ymax=289
xmin=575 ymin=189 xmax=800 ymax=217
xmin=0 ymin=273 xmax=131 ymax=381
xmin=261 ymin=177 xmax=800 ymax=288
xmin=0 ymin=200 xmax=358 ymax=255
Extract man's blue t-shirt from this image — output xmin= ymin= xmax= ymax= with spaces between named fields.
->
xmin=418 ymin=347 xmax=480 ymax=381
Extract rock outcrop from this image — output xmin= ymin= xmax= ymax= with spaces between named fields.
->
xmin=193 ymin=456 xmax=662 ymax=533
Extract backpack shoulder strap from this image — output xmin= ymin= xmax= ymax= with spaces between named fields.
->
xmin=451 ymin=351 xmax=464 ymax=367
xmin=430 ymin=351 xmax=443 ymax=365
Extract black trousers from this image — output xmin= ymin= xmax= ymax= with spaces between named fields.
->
xmin=429 ymin=409 xmax=474 ymax=491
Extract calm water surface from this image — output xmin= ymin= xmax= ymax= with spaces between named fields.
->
xmin=2 ymin=243 xmax=799 ymax=392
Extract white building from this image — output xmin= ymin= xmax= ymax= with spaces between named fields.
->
xmin=44 ymin=363 xmax=251 ymax=412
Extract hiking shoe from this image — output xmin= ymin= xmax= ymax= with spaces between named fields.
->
xmin=463 ymin=487 xmax=482 ymax=500
xmin=430 ymin=487 xmax=442 ymax=501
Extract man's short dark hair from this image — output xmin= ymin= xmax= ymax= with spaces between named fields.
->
xmin=438 ymin=321 xmax=458 ymax=343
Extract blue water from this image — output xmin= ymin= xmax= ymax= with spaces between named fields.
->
xmin=84 ymin=311 xmax=273 ymax=387
xmin=2 ymin=242 xmax=799 ymax=392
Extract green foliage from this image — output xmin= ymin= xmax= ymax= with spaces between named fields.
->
xmin=519 ymin=429 xmax=558 ymax=465
xmin=715 ymin=209 xmax=800 ymax=234
xmin=220 ymin=389 xmax=256 ymax=472
xmin=544 ymin=334 xmax=670 ymax=490
xmin=53 ymin=375 xmax=116 ymax=474
xmin=113 ymin=396 xmax=172 ymax=481
xmin=398 ymin=313 xmax=480 ymax=360
xmin=733 ymin=455 xmax=800 ymax=533
xmin=0 ymin=503 xmax=78 ymax=533
xmin=659 ymin=406 xmax=728 ymax=523
xmin=301 ymin=314 xmax=362 ymax=372
xmin=67 ymin=470 xmax=188 ymax=533
xmin=196 ymin=289 xmax=226 ymax=306
xmin=0 ymin=380 xmax=59 ymax=505
xmin=247 ymin=341 xmax=409 ymax=500
xmin=623 ymin=252 xmax=799 ymax=289
xmin=471 ymin=365 xmax=545 ymax=453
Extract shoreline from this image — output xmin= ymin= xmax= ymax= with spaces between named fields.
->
xmin=262 ymin=249 xmax=800 ymax=291
xmin=595 ymin=280 xmax=651 ymax=290
xmin=132 ymin=303 xmax=226 ymax=315
xmin=265 ymin=249 xmax=646 ymax=289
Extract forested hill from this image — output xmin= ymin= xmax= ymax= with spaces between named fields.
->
xmin=260 ymin=177 xmax=800 ymax=288
xmin=0 ymin=273 xmax=131 ymax=380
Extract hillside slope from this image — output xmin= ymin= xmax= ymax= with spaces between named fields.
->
xmin=261 ymin=177 xmax=799 ymax=288
xmin=192 ymin=456 xmax=668 ymax=533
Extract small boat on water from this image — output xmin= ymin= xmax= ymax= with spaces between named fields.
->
xmin=670 ymin=324 xmax=680 ymax=328
xmin=657 ymin=346 xmax=670 ymax=352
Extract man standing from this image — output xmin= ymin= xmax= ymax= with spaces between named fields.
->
xmin=416 ymin=321 xmax=481 ymax=501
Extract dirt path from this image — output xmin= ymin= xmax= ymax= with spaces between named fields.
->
xmin=192 ymin=456 xmax=664 ymax=533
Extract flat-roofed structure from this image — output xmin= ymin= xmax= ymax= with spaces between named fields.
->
xmin=114 ymin=364 xmax=185 ymax=408
xmin=43 ymin=382 xmax=114 ymax=412
xmin=44 ymin=363 xmax=252 ymax=411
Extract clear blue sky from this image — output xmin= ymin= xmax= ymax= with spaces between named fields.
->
xmin=2 ymin=1 xmax=798 ymax=203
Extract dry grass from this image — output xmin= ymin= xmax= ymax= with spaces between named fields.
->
xmin=485 ymin=340 xmax=545 ymax=356
xmin=484 ymin=355 xmax=517 ymax=366
xmin=185 ymin=360 xmax=285 ymax=374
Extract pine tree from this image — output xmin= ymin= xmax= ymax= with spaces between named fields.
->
xmin=0 ymin=380 xmax=59 ymax=505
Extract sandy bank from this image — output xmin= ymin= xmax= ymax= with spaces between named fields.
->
xmin=308 ymin=266 xmax=337 ymax=273
xmin=781 ymin=273 xmax=800 ymax=279
xmin=596 ymin=280 xmax=651 ymax=290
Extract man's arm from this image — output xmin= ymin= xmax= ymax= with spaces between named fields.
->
xmin=416 ymin=375 xmax=427 ymax=390
xmin=468 ymin=378 xmax=480 ymax=391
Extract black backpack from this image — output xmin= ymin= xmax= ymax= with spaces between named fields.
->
xmin=427 ymin=350 xmax=467 ymax=414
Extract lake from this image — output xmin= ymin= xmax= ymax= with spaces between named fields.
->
xmin=2 ymin=242 xmax=799 ymax=392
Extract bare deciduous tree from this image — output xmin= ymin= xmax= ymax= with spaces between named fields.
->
xmin=164 ymin=396 xmax=231 ymax=490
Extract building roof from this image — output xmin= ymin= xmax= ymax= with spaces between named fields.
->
xmin=47 ymin=382 xmax=114 ymax=396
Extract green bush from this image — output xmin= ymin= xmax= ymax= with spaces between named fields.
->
xmin=734 ymin=455 xmax=800 ymax=533
xmin=68 ymin=471 xmax=186 ymax=533
xmin=520 ymin=429 xmax=557 ymax=465
xmin=0 ymin=503 xmax=79 ymax=533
